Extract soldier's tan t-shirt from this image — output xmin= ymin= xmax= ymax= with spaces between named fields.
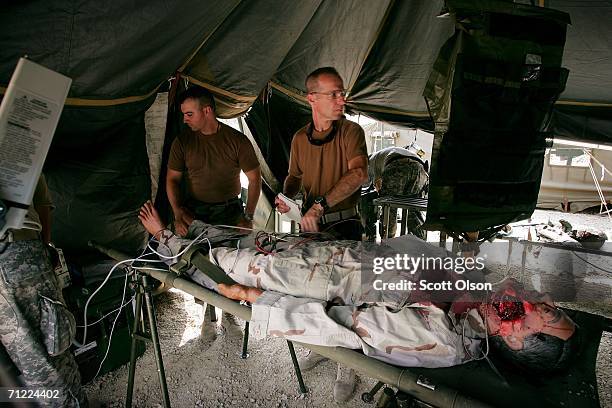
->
xmin=168 ymin=123 xmax=259 ymax=203
xmin=288 ymin=118 xmax=367 ymax=212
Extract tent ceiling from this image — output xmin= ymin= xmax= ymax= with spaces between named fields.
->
xmin=1 ymin=0 xmax=610 ymax=140
xmin=0 ymin=0 xmax=611 ymax=253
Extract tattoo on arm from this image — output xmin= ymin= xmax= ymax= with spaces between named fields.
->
xmin=325 ymin=167 xmax=367 ymax=208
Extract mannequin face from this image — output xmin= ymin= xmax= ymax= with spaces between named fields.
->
xmin=481 ymin=281 xmax=576 ymax=350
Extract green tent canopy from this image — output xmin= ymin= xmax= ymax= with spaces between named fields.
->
xmin=1 ymin=0 xmax=610 ymax=253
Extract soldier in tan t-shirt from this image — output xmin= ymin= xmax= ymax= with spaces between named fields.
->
xmin=167 ymin=87 xmax=261 ymax=236
xmin=276 ymin=67 xmax=368 ymax=241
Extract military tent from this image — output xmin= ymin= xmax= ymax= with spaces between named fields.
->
xmin=1 ymin=0 xmax=611 ymax=254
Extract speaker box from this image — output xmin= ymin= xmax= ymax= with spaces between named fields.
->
xmin=64 ymin=267 xmax=145 ymax=384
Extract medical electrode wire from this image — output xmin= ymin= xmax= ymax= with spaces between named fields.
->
xmin=76 ymin=293 xmax=136 ymax=328
xmin=146 ymin=227 xmax=218 ymax=260
xmin=83 ymin=231 xmax=178 ymax=379
xmin=89 ymin=226 xmax=239 ymax=379
xmin=85 ymin=222 xmax=352 ymax=345
xmin=93 ymin=264 xmax=131 ymax=380
xmin=80 ymin=236 xmax=168 ymax=346
xmin=145 ymin=228 xmax=219 ymax=269
xmin=462 ymin=289 xmax=492 ymax=362
xmin=460 ymin=292 xmax=509 ymax=386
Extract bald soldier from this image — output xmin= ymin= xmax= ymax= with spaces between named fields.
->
xmin=276 ymin=67 xmax=368 ymax=241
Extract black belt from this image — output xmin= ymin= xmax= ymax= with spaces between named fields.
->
xmin=320 ymin=207 xmax=359 ymax=225
xmin=188 ymin=197 xmax=242 ymax=208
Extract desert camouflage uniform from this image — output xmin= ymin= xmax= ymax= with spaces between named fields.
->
xmin=153 ymin=223 xmax=483 ymax=368
xmin=0 ymin=239 xmax=87 ymax=407
xmin=250 ymin=292 xmax=483 ymax=368
xmin=379 ymin=157 xmax=428 ymax=240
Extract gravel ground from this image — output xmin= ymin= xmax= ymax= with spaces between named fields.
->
xmin=84 ymin=209 xmax=612 ymax=407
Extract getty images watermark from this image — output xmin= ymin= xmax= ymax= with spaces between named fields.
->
xmin=360 ymin=239 xmax=612 ymax=304
xmin=370 ymin=253 xmax=491 ymax=292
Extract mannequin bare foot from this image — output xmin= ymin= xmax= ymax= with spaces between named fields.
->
xmin=218 ymin=283 xmax=263 ymax=303
xmin=138 ymin=200 xmax=166 ymax=237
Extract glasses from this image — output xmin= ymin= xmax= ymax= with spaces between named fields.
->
xmin=309 ymin=90 xmax=347 ymax=99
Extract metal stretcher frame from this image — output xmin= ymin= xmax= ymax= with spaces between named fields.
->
xmin=92 ymin=242 xmax=610 ymax=408
xmin=373 ymin=195 xmax=428 ymax=239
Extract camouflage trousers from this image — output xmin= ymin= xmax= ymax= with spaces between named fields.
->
xmin=360 ymin=189 xmax=379 ymax=242
xmin=186 ymin=198 xmax=244 ymax=226
xmin=0 ymin=239 xmax=87 ymax=407
xmin=153 ymin=224 xmax=484 ymax=368
xmin=379 ymin=158 xmax=428 ymax=240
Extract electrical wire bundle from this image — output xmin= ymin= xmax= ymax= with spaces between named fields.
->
xmin=254 ymin=230 xmax=279 ymax=255
xmin=78 ymin=225 xmax=218 ymax=381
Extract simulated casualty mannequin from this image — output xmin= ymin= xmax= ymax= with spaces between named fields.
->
xmin=139 ymin=202 xmax=578 ymax=373
xmin=0 ymin=175 xmax=87 ymax=407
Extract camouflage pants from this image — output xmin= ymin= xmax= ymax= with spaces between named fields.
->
xmin=187 ymin=198 xmax=244 ymax=226
xmin=0 ymin=239 xmax=87 ymax=407
xmin=360 ymin=189 xmax=379 ymax=242
xmin=379 ymin=158 xmax=428 ymax=240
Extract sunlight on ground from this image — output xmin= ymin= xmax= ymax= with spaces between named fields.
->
xmin=172 ymin=288 xmax=204 ymax=346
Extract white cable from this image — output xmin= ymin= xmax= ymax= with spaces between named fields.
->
xmin=90 ymin=227 xmax=214 ymax=379
xmin=211 ymin=224 xmax=255 ymax=232
xmin=81 ymin=258 xmax=135 ymax=345
xmin=81 ymin=225 xmax=240 ymax=364
xmin=76 ymin=294 xmax=136 ymax=328
xmin=93 ymin=264 xmax=130 ymax=380
xmin=68 ymin=389 xmax=80 ymax=408
xmin=462 ymin=299 xmax=491 ymax=362
xmin=145 ymin=228 xmax=213 ymax=260
xmin=81 ymin=243 xmax=165 ymax=345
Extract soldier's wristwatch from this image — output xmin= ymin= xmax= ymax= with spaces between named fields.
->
xmin=313 ymin=196 xmax=329 ymax=213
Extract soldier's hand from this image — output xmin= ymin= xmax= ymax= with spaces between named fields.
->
xmin=300 ymin=206 xmax=322 ymax=232
xmin=174 ymin=207 xmax=193 ymax=237
xmin=174 ymin=219 xmax=189 ymax=237
xmin=274 ymin=195 xmax=290 ymax=214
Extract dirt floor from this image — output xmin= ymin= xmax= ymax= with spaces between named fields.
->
xmin=83 ymin=209 xmax=612 ymax=408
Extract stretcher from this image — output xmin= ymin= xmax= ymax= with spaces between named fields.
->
xmin=91 ymin=241 xmax=611 ymax=408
